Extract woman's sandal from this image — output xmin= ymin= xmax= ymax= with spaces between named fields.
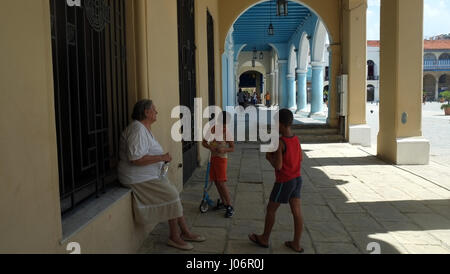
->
xmin=248 ymin=234 xmax=269 ymax=248
xmin=285 ymin=241 xmax=305 ymax=253
xmin=167 ymin=239 xmax=194 ymax=251
xmin=182 ymin=234 xmax=206 ymax=243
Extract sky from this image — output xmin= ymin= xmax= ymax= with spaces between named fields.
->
xmin=367 ymin=0 xmax=450 ymax=40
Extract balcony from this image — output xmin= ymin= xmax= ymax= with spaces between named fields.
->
xmin=424 ymin=60 xmax=450 ymax=71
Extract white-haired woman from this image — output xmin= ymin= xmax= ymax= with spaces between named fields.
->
xmin=118 ymin=99 xmax=205 ymax=251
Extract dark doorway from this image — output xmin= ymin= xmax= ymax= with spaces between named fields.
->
xmin=50 ymin=0 xmax=129 ymax=214
xmin=207 ymin=11 xmax=216 ymax=107
xmin=367 ymin=85 xmax=375 ymax=102
xmin=177 ymin=0 xmax=198 ymax=184
xmin=367 ymin=60 xmax=375 ymax=80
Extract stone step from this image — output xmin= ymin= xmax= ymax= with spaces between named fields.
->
xmin=292 ymin=128 xmax=339 ymax=135
xmin=298 ymin=134 xmax=346 ymax=144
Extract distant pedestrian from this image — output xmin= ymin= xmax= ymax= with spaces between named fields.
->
xmin=265 ymin=92 xmax=271 ymax=107
xmin=238 ymin=89 xmax=245 ymax=108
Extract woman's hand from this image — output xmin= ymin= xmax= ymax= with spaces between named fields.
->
xmin=161 ymin=153 xmax=172 ymax=163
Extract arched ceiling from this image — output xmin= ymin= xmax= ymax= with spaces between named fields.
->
xmin=233 ymin=1 xmax=312 ymax=52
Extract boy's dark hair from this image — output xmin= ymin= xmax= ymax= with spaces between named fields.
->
xmin=279 ymin=109 xmax=294 ymax=127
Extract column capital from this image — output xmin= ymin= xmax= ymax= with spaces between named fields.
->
xmin=296 ymin=69 xmax=308 ymax=74
xmin=311 ymin=61 xmax=326 ymax=68
xmin=287 ymin=74 xmax=295 ymax=79
xmin=278 ymin=59 xmax=288 ymax=64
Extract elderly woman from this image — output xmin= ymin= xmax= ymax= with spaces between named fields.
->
xmin=118 ymin=99 xmax=205 ymax=251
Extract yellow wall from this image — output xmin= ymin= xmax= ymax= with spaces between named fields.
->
xmin=0 ymin=0 xmax=62 ymax=253
xmin=144 ymin=0 xmax=184 ymax=189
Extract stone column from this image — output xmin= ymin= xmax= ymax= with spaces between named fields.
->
xmin=274 ymin=69 xmax=279 ymax=105
xmin=278 ymin=60 xmax=288 ymax=108
xmin=135 ymin=0 xmax=149 ymax=99
xmin=234 ymin=62 xmax=240 ymax=106
xmin=287 ymin=73 xmax=296 ymax=110
xmin=227 ymin=48 xmax=235 ymax=107
xmin=378 ymin=0 xmax=430 ymax=164
xmin=435 ymin=79 xmax=439 ymax=101
xmin=270 ymin=70 xmax=278 ymax=106
xmin=310 ymin=61 xmax=325 ymax=115
xmin=343 ymin=0 xmax=371 ymax=147
xmin=296 ymin=69 xmax=308 ymax=113
xmin=327 ymin=44 xmax=341 ymax=128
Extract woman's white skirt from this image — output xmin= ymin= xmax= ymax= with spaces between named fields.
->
xmin=128 ymin=177 xmax=183 ymax=225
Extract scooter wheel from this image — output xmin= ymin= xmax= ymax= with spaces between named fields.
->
xmin=199 ymin=201 xmax=209 ymax=213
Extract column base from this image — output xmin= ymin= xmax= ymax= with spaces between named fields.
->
xmin=396 ymin=137 xmax=430 ymax=165
xmin=295 ymin=109 xmax=308 ymax=114
xmin=308 ymin=112 xmax=327 ymax=118
xmin=349 ymin=124 xmax=371 ymax=147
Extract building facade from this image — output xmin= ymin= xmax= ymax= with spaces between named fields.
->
xmin=367 ymin=40 xmax=450 ymax=102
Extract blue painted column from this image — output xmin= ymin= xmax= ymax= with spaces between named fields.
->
xmin=287 ymin=74 xmax=296 ymax=109
xmin=296 ymin=69 xmax=308 ymax=113
xmin=311 ymin=62 xmax=325 ymax=114
xmin=222 ymin=53 xmax=228 ymax=109
xmin=278 ymin=60 xmax=288 ymax=108
xmin=273 ymin=70 xmax=279 ymax=106
xmin=227 ymin=50 xmax=235 ymax=107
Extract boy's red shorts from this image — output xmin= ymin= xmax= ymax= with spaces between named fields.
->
xmin=210 ymin=157 xmax=228 ymax=182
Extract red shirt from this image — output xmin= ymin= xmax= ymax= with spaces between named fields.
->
xmin=275 ymin=136 xmax=302 ymax=183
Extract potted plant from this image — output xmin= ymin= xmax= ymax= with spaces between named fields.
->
xmin=439 ymin=91 xmax=450 ymax=116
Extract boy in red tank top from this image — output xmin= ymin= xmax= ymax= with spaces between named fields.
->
xmin=249 ymin=109 xmax=304 ymax=253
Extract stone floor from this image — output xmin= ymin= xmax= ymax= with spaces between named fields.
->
xmin=138 ymin=143 xmax=450 ymax=254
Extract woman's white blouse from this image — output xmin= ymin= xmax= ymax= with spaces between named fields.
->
xmin=118 ymin=121 xmax=164 ymax=185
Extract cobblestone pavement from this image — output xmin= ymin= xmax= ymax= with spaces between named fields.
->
xmin=139 ymin=143 xmax=450 ymax=254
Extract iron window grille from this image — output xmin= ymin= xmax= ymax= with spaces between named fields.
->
xmin=50 ymin=0 xmax=129 ymax=214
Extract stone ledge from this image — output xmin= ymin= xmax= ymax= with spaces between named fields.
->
xmin=60 ymin=186 xmax=131 ymax=244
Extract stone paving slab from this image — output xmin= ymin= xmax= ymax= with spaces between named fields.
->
xmin=315 ymin=243 xmax=360 ymax=254
xmin=140 ymin=143 xmax=450 ymax=254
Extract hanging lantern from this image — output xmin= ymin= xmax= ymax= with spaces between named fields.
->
xmin=259 ymin=52 xmax=264 ymax=60
xmin=253 ymin=48 xmax=258 ymax=60
xmin=252 ymin=59 xmax=256 ymax=68
xmin=277 ymin=0 xmax=288 ymax=16
xmin=268 ymin=23 xmax=274 ymax=36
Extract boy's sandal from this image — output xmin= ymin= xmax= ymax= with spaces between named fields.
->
xmin=248 ymin=234 xmax=269 ymax=248
xmin=285 ymin=241 xmax=305 ymax=253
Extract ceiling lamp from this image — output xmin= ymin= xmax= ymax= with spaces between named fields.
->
xmin=253 ymin=48 xmax=258 ymax=60
xmin=277 ymin=0 xmax=288 ymax=16
xmin=268 ymin=1 xmax=274 ymax=36
xmin=268 ymin=23 xmax=274 ymax=36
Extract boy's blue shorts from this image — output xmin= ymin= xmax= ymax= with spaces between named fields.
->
xmin=269 ymin=176 xmax=303 ymax=204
